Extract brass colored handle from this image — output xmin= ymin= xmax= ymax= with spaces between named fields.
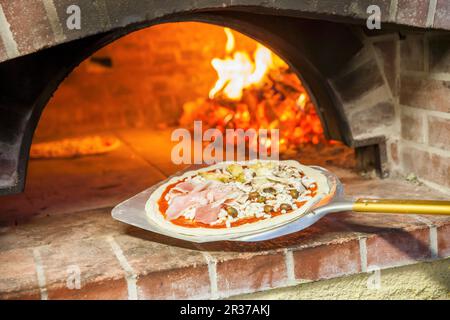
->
xmin=353 ymin=198 xmax=450 ymax=215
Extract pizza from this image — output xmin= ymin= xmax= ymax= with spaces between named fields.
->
xmin=30 ymin=135 xmax=120 ymax=159
xmin=145 ymin=160 xmax=330 ymax=239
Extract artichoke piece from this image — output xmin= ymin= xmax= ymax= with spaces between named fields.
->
xmin=289 ymin=189 xmax=299 ymax=199
xmin=252 ymin=177 xmax=269 ymax=187
xmin=226 ymin=164 xmax=244 ymax=177
xmin=235 ymin=173 xmax=246 ymax=183
xmin=200 ymin=172 xmax=230 ymax=183
xmin=257 ymin=196 xmax=267 ymax=203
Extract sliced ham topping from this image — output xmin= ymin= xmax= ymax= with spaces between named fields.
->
xmin=194 ymin=203 xmax=222 ymax=224
xmin=191 ymin=182 xmax=211 ymax=193
xmin=211 ymin=186 xmax=235 ymax=201
xmin=166 ymin=181 xmax=211 ymax=203
xmin=165 ymin=181 xmax=238 ymax=223
xmin=166 ymin=195 xmax=192 ymax=220
xmin=174 ymin=182 xmax=195 ymax=192
xmin=166 ymin=190 xmax=209 ymax=220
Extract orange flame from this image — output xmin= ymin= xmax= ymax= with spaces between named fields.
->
xmin=209 ymin=28 xmax=285 ymax=101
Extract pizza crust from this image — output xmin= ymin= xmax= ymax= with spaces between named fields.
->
xmin=30 ymin=135 xmax=120 ymax=159
xmin=145 ymin=160 xmax=331 ymax=240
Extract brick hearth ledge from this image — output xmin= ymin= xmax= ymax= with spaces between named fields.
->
xmin=0 ymin=167 xmax=449 ymax=299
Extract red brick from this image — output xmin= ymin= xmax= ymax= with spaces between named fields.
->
xmin=390 ymin=142 xmax=399 ymax=165
xmin=434 ymin=0 xmax=450 ymax=30
xmin=351 ymin=101 xmax=395 ymax=136
xmin=430 ymin=153 xmax=450 ymax=189
xmin=401 ymin=147 xmax=450 ymax=189
xmin=373 ymin=40 xmax=398 ymax=95
xmin=400 ymin=77 xmax=450 ymax=113
xmin=216 ymin=252 xmax=287 ymax=296
xmin=1 ymin=1 xmax=56 ymax=55
xmin=396 ymin=0 xmax=430 ymax=27
xmin=428 ymin=116 xmax=450 ymax=151
xmin=138 ymin=266 xmax=211 ymax=300
xmin=429 ymin=35 xmax=450 ymax=73
xmin=114 ymin=235 xmax=211 ymax=299
xmin=401 ymin=146 xmax=431 ymax=180
xmin=293 ymin=240 xmax=361 ymax=281
xmin=332 ymin=60 xmax=384 ymax=103
xmin=414 ymin=214 xmax=450 ymax=227
xmin=0 ymin=248 xmax=40 ymax=300
xmin=38 ymin=239 xmax=129 ymax=300
xmin=401 ymin=111 xmax=425 ymax=143
xmin=437 ymin=223 xmax=450 ymax=258
xmin=367 ymin=229 xmax=431 ymax=269
xmin=400 ymin=35 xmax=425 ymax=71
xmin=46 ymin=277 xmax=128 ymax=300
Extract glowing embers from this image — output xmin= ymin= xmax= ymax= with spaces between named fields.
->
xmin=180 ymin=27 xmax=325 ymax=155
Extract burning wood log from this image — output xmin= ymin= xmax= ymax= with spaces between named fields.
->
xmin=179 ymin=28 xmax=326 ymax=154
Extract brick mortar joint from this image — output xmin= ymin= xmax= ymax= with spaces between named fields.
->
xmin=400 ymin=139 xmax=450 ymax=158
xmin=31 ymin=247 xmax=48 ymax=300
xmin=106 ymin=236 xmax=138 ymax=300
xmin=400 ymin=104 xmax=450 ymax=117
xmin=401 ymin=70 xmax=450 ymax=81
xmin=202 ymin=252 xmax=219 ymax=299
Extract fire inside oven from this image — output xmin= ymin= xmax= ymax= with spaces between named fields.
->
xmin=31 ymin=22 xmax=354 ymax=166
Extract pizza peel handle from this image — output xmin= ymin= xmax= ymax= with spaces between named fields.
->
xmin=352 ymin=198 xmax=450 ymax=215
xmin=310 ymin=167 xmax=450 ymax=216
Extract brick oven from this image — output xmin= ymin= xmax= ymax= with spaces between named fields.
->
xmin=0 ymin=1 xmax=449 ymax=300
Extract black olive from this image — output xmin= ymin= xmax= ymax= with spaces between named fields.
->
xmin=263 ymin=187 xmax=276 ymax=194
xmin=225 ymin=206 xmax=238 ymax=218
xmin=280 ymin=203 xmax=292 ymax=211
xmin=289 ymin=189 xmax=299 ymax=199
xmin=248 ymin=192 xmax=260 ymax=201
